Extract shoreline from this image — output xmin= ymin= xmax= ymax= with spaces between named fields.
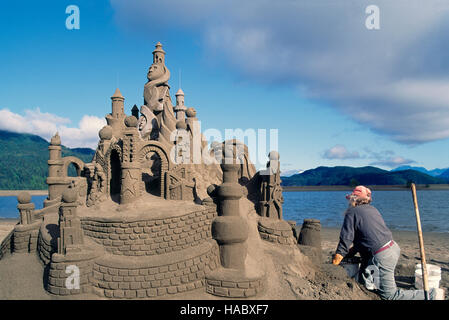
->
xmin=0 ymin=190 xmax=47 ymax=197
xmin=1 ymin=218 xmax=447 ymax=235
xmin=282 ymin=184 xmax=449 ymax=192
xmin=2 ymin=185 xmax=449 ymax=195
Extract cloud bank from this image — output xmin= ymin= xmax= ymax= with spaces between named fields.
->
xmin=111 ymin=0 xmax=449 ymax=145
xmin=323 ymin=145 xmax=360 ymax=160
xmin=370 ymin=156 xmax=415 ymax=168
xmin=322 ymin=144 xmax=415 ymax=168
xmin=0 ymin=108 xmax=105 ymax=149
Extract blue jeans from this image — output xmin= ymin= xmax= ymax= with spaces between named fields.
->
xmin=370 ymin=242 xmax=437 ymax=300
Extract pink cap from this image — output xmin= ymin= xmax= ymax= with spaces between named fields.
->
xmin=346 ymin=185 xmax=371 ymax=200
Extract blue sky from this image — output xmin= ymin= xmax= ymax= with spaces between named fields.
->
xmin=1 ymin=1 xmax=449 ymax=173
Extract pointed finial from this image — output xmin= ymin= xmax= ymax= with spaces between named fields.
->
xmin=111 ymin=88 xmax=124 ymax=99
xmin=154 ymin=42 xmax=164 ymax=51
xmin=50 ymin=132 xmax=61 ymax=146
xmin=176 ymin=88 xmax=184 ymax=96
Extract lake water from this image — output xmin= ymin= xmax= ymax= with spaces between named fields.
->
xmin=0 ymin=190 xmax=448 ymax=233
xmin=0 ymin=195 xmax=46 ymax=219
xmin=283 ymin=190 xmax=449 ymax=233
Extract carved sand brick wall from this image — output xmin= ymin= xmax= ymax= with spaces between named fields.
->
xmin=257 ymin=219 xmax=296 ymax=245
xmin=12 ymin=221 xmax=41 ymax=253
xmin=80 ymin=207 xmax=216 ymax=256
xmin=205 ymin=277 xmax=265 ymax=298
xmin=47 ymin=258 xmax=94 ymax=296
xmin=37 ymin=229 xmax=55 ymax=265
xmin=91 ymin=240 xmax=220 ymax=298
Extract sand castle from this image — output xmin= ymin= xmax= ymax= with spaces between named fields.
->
xmin=0 ymin=42 xmax=321 ymax=299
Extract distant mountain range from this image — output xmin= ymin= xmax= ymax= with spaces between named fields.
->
xmin=0 ymin=130 xmax=95 ymax=190
xmin=280 ymin=169 xmax=304 ymax=177
xmin=1 ymin=130 xmax=448 ymax=189
xmin=391 ymin=165 xmax=448 ymax=177
xmin=281 ymin=166 xmax=448 ymax=187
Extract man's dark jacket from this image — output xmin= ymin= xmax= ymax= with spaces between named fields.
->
xmin=336 ymin=204 xmax=393 ymax=257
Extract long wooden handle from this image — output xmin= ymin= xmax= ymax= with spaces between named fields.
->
xmin=411 ymin=183 xmax=429 ymax=300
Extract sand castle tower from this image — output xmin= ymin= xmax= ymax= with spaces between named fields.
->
xmin=45 ymin=133 xmax=65 ymax=207
xmin=174 ymin=88 xmax=187 ymax=122
xmin=106 ymin=88 xmax=126 ymax=136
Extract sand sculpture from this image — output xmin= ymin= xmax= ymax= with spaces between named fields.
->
xmin=297 ymin=219 xmax=323 ymax=265
xmin=1 ymin=42 xmax=306 ymax=299
xmin=256 ymin=151 xmax=295 ymax=246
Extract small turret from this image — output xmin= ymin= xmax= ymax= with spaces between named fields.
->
xmin=174 ymin=88 xmax=187 ymax=121
xmin=153 ymin=42 xmax=166 ymax=65
xmin=106 ymin=88 xmax=126 ymax=136
xmin=111 ymin=88 xmax=125 ymax=119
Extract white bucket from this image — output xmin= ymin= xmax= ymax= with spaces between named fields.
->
xmin=414 ymin=264 xmax=441 ymax=290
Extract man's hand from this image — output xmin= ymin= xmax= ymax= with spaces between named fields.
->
xmin=346 ymin=246 xmax=357 ymax=258
xmin=332 ymin=253 xmax=344 ymax=265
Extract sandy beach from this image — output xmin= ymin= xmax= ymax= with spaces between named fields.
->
xmin=0 ymin=219 xmax=17 ymax=244
xmin=1 ymin=218 xmax=447 ymax=300
xmin=0 ymin=190 xmax=47 ymax=196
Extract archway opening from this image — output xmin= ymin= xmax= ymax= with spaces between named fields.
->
xmin=110 ymin=149 xmax=121 ymax=203
xmin=141 ymin=151 xmax=162 ymax=197
xmin=67 ymin=163 xmax=80 ymax=177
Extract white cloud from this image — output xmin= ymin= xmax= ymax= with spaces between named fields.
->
xmin=323 ymin=145 xmax=360 ymax=160
xmin=111 ymin=0 xmax=449 ymax=145
xmin=0 ymin=108 xmax=105 ymax=149
xmin=370 ymin=156 xmax=416 ymax=168
xmin=322 ymin=146 xmax=416 ymax=168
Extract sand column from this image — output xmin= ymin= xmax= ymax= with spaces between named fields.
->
xmin=58 ymin=188 xmax=84 ymax=255
xmin=46 ymin=133 xmax=67 ymax=203
xmin=213 ymin=168 xmax=248 ymax=268
xmin=120 ymin=116 xmax=142 ymax=204
xmin=213 ymin=145 xmax=248 ymax=269
xmin=12 ymin=192 xmax=41 ymax=253
xmin=17 ymin=192 xmax=35 ymax=225
xmin=206 ymin=144 xmax=265 ymax=298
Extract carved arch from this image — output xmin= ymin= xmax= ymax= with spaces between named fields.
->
xmin=139 ymin=141 xmax=171 ymax=198
xmin=103 ymin=142 xmax=123 ymax=197
xmin=61 ymin=156 xmax=85 ymax=177
xmin=104 ymin=143 xmax=123 ymax=163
